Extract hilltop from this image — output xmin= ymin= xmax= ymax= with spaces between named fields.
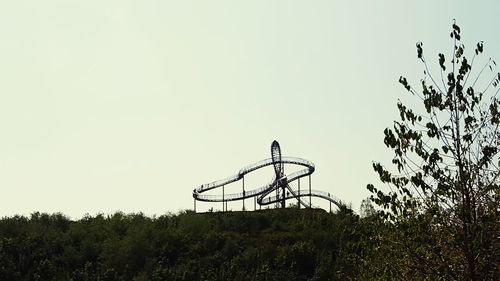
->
xmin=0 ymin=208 xmax=376 ymax=281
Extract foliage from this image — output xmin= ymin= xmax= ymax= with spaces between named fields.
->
xmin=359 ymin=198 xmax=376 ymax=218
xmin=367 ymin=21 xmax=500 ymax=280
xmin=0 ymin=209 xmax=382 ymax=281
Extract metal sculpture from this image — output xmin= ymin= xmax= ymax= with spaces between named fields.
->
xmin=192 ymin=140 xmax=341 ymax=212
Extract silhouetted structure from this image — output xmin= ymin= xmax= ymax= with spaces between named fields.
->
xmin=193 ymin=140 xmax=341 ymax=212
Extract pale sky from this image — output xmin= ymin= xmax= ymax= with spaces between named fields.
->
xmin=1 ymin=1 xmax=499 ymax=218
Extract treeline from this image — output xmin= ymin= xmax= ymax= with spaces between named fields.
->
xmin=0 ymin=208 xmax=391 ymax=281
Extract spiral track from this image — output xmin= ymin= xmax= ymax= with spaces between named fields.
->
xmin=193 ymin=141 xmax=341 ymax=210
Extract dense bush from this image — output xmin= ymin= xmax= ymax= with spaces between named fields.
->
xmin=0 ymin=209 xmax=375 ymax=281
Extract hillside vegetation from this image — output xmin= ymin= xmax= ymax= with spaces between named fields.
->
xmin=0 ymin=208 xmax=386 ymax=281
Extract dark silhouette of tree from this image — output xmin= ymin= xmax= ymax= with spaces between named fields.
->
xmin=0 ymin=209 xmax=375 ymax=280
xmin=367 ymin=21 xmax=499 ymax=280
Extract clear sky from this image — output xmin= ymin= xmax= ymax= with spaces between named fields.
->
xmin=1 ymin=1 xmax=499 ymax=218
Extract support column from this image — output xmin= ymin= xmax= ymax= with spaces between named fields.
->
xmin=254 ymin=196 xmax=256 ymax=211
xmin=222 ymin=185 xmax=225 ymax=212
xmin=194 ymin=198 xmax=196 ymax=213
xmin=309 ymin=175 xmax=312 ymax=208
xmin=275 ymin=187 xmax=279 ymax=209
xmin=242 ymin=176 xmax=245 ymax=211
xmin=298 ymin=178 xmax=301 ymax=209
xmin=281 ymin=184 xmax=285 ymax=208
xmin=329 ymin=193 xmax=332 ymax=213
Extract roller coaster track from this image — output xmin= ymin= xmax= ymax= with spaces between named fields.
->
xmin=193 ymin=141 xmax=342 ymax=211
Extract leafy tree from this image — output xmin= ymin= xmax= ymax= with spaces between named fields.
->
xmin=0 ymin=208 xmax=373 ymax=280
xmin=367 ymin=21 xmax=500 ymax=280
xmin=359 ymin=197 xmax=376 ymax=218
